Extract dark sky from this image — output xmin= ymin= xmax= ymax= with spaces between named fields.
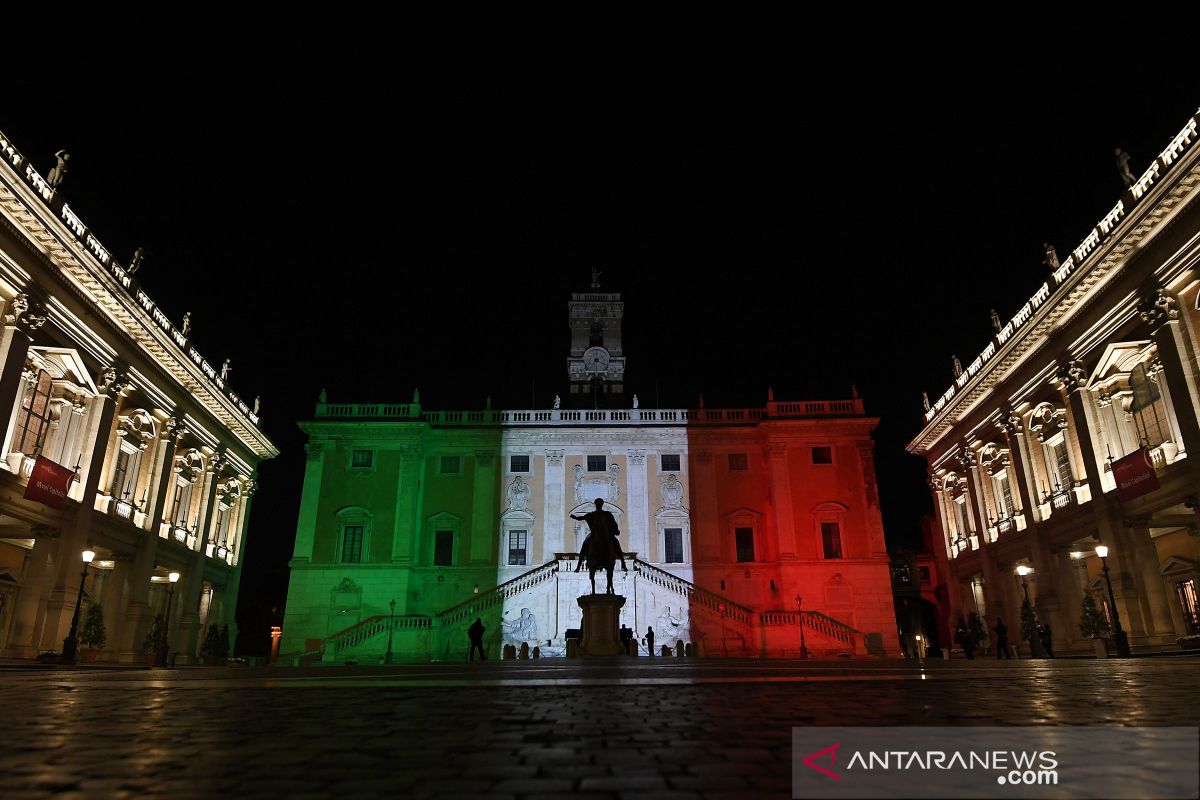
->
xmin=6 ymin=20 xmax=1198 ymax=652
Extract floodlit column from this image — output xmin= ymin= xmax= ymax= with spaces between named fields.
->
xmin=544 ymin=449 xmax=565 ymax=554
xmin=4 ymin=528 xmax=56 ymax=657
xmin=470 ymin=450 xmax=496 ymax=564
xmin=1125 ymin=517 xmax=1173 ymax=637
xmin=1056 ymin=360 xmax=1105 ymax=497
xmin=391 ymin=446 xmax=421 ymax=563
xmin=41 ymin=367 xmax=128 ymax=650
xmin=1141 ymin=290 xmax=1200 ymax=477
xmin=626 ymin=449 xmax=648 ymax=560
xmin=120 ymin=419 xmax=178 ymax=660
xmin=998 ymin=413 xmax=1039 ymax=525
xmin=958 ymin=448 xmax=989 ymax=545
xmin=0 ymin=294 xmax=47 ymax=456
xmin=766 ymin=442 xmax=797 ymax=558
xmin=179 ymin=452 xmax=224 ymax=657
xmin=292 ymin=441 xmax=328 ymax=563
xmin=223 ymin=481 xmax=256 ymax=646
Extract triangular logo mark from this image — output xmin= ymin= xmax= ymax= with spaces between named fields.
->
xmin=803 ymin=742 xmax=841 ymax=780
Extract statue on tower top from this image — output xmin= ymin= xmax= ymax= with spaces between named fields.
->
xmin=590 ymin=267 xmax=602 ymax=289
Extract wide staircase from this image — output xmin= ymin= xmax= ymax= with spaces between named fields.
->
xmin=287 ymin=555 xmax=867 ymax=664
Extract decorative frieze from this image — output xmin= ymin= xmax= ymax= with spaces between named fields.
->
xmin=1138 ymin=289 xmax=1179 ymax=330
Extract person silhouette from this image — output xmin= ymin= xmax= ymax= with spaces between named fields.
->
xmin=619 ymin=624 xmax=633 ymax=655
xmin=993 ymin=617 xmax=1010 ymax=659
xmin=1039 ymin=623 xmax=1054 ymax=658
xmin=570 ymin=498 xmax=628 ymax=572
xmin=467 ymin=617 xmax=486 ymax=661
xmin=645 ymin=625 xmax=655 ymax=657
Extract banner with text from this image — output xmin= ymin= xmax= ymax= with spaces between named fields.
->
xmin=22 ymin=455 xmax=75 ymax=509
xmin=1112 ymin=448 xmax=1159 ymax=502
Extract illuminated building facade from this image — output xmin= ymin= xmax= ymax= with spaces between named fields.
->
xmin=908 ymin=108 xmax=1200 ymax=654
xmin=0 ymin=131 xmax=278 ymax=661
xmin=281 ymin=289 xmax=900 ymax=662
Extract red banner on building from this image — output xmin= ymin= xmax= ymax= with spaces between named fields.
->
xmin=1112 ymin=447 xmax=1159 ymax=502
xmin=22 ymin=455 xmax=75 ymax=509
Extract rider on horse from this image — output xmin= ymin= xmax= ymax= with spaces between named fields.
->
xmin=571 ymin=498 xmax=629 ymax=592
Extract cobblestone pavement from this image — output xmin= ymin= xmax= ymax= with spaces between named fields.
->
xmin=2 ymin=655 xmax=1197 ymax=799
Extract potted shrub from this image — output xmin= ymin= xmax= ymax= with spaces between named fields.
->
xmin=953 ymin=613 xmax=985 ymax=659
xmin=1079 ymin=592 xmax=1110 ymax=658
xmin=201 ymin=624 xmax=230 ymax=666
xmin=143 ymin=613 xmax=166 ymax=666
xmin=79 ymin=603 xmax=106 ymax=661
xmin=1020 ymin=597 xmax=1042 ymax=658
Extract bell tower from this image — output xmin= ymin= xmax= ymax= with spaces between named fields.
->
xmin=567 ymin=269 xmax=626 ymax=407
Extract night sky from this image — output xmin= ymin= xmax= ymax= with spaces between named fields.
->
xmin=6 ymin=22 xmax=1198 ymax=654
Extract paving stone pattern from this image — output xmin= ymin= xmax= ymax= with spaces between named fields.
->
xmin=2 ymin=656 xmax=1196 ymax=799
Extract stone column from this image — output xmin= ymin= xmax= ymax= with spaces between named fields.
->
xmin=1125 ymin=517 xmax=1173 ymax=639
xmin=391 ymin=445 xmax=421 ymax=563
xmin=544 ymin=449 xmax=565 ymax=554
xmin=178 ymin=451 xmax=224 ymax=658
xmin=626 ymin=449 xmax=648 ymax=560
xmin=978 ymin=548 xmax=1009 ymax=638
xmin=998 ymin=413 xmax=1039 ymax=526
xmin=1140 ymin=289 xmax=1200 ymax=482
xmin=0 ymin=293 xmax=48 ymax=456
xmin=40 ymin=367 xmax=128 ymax=651
xmin=101 ymin=559 xmax=130 ymax=660
xmin=1055 ymin=551 xmax=1086 ymax=651
xmin=692 ymin=451 xmax=720 ymax=563
xmin=469 ymin=450 xmax=496 ymax=564
xmin=1056 ymin=360 xmax=1105 ymax=499
xmin=957 ymin=447 xmax=989 ymax=547
xmin=292 ymin=441 xmax=328 ymax=563
xmin=4 ymin=527 xmax=57 ymax=658
xmin=766 ymin=442 xmax=797 ymax=558
xmin=223 ymin=480 xmax=256 ymax=647
xmin=120 ymin=419 xmax=178 ymax=661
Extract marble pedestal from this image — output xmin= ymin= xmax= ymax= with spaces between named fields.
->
xmin=575 ymin=594 xmax=626 ymax=656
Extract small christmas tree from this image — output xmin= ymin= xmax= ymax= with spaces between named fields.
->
xmin=1079 ymin=592 xmax=1110 ymax=638
xmin=80 ymin=603 xmax=106 ymax=649
xmin=143 ymin=613 xmax=166 ymax=654
xmin=1020 ymin=596 xmax=1038 ymax=642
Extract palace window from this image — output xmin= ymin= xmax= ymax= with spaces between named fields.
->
xmin=169 ymin=479 xmax=193 ymax=527
xmin=664 ymin=528 xmax=684 ymax=563
xmin=439 ymin=455 xmax=461 ymax=475
xmin=735 ymin=527 xmax=755 ymax=562
xmin=507 ymin=530 xmax=527 ymax=566
xmin=955 ymin=496 xmax=972 ymax=536
xmin=821 ymin=522 xmax=843 ymax=559
xmin=812 ymin=446 xmax=833 ymax=464
xmin=992 ymin=473 xmax=1015 ymax=518
xmin=661 ymin=453 xmax=681 ymax=471
xmin=109 ymin=446 xmax=142 ymax=501
xmin=434 ymin=530 xmax=454 ymax=566
xmin=213 ymin=505 xmax=231 ymax=547
xmin=1177 ymin=579 xmax=1199 ymax=636
xmin=351 ymin=449 xmax=374 ymax=468
xmin=509 ymin=455 xmax=530 ymax=473
xmin=587 ymin=455 xmax=606 ymax=472
xmin=1045 ymin=438 xmax=1074 ymax=491
xmin=13 ymin=369 xmax=53 ymax=456
xmin=728 ymin=453 xmax=748 ymax=471
xmin=340 ymin=525 xmax=365 ymax=563
xmin=1130 ymin=363 xmax=1170 ymax=448
xmin=918 ymin=565 xmax=932 ymax=585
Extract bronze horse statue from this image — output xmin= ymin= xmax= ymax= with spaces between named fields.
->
xmin=571 ymin=498 xmax=629 ymax=594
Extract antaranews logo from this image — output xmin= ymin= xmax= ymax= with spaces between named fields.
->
xmin=801 ymin=742 xmax=1058 ymax=785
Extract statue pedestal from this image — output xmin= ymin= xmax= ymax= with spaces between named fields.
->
xmin=575 ymin=594 xmax=626 ymax=656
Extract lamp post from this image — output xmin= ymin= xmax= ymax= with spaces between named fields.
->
xmin=796 ymin=595 xmax=809 ymax=660
xmin=1095 ymin=545 xmax=1131 ymax=657
xmin=60 ymin=549 xmax=96 ymax=665
xmin=1015 ymin=565 xmax=1044 ymax=658
xmin=156 ymin=571 xmax=180 ymax=668
xmin=385 ymin=598 xmax=396 ymax=665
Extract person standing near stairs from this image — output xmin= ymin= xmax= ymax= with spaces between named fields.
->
xmin=468 ymin=618 xmax=486 ymax=661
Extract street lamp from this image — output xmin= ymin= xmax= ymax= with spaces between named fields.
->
xmin=1014 ymin=565 xmax=1043 ymax=658
xmin=385 ymin=598 xmax=396 ymax=665
xmin=60 ymin=548 xmax=96 ymax=665
xmin=1094 ymin=545 xmax=1131 ymax=657
xmin=796 ymin=595 xmax=809 ymax=660
xmin=156 ymin=571 xmax=180 ymax=668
